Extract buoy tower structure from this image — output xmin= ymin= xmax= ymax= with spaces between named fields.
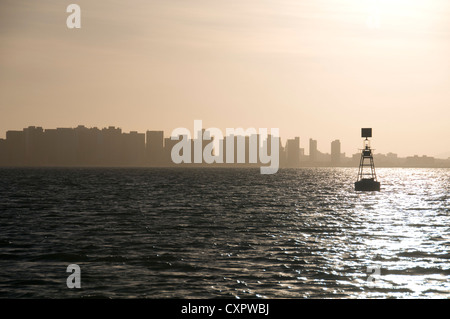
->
xmin=355 ymin=128 xmax=381 ymax=191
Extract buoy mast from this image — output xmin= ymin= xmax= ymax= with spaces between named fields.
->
xmin=355 ymin=128 xmax=381 ymax=191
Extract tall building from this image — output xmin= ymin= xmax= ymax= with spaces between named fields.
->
xmin=56 ymin=128 xmax=77 ymax=166
xmin=146 ymin=131 xmax=164 ymax=166
xmin=0 ymin=138 xmax=7 ymax=165
xmin=223 ymin=134 xmax=239 ymax=164
xmin=6 ymin=130 xmax=25 ymax=166
xmin=245 ymin=134 xmax=259 ymax=165
xmin=278 ymin=137 xmax=286 ymax=168
xmin=24 ymin=126 xmax=45 ymax=166
xmin=191 ymin=129 xmax=207 ymax=164
xmin=100 ymin=126 xmax=122 ymax=166
xmin=164 ymin=137 xmax=178 ymax=166
xmin=331 ymin=139 xmax=341 ymax=165
xmin=123 ymin=131 xmax=145 ymax=166
xmin=309 ymin=138 xmax=317 ymax=163
xmin=75 ymin=125 xmax=101 ymax=166
xmin=42 ymin=129 xmax=60 ymax=166
xmin=286 ymin=137 xmax=300 ymax=168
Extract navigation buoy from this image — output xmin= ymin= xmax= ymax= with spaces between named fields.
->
xmin=355 ymin=128 xmax=381 ymax=191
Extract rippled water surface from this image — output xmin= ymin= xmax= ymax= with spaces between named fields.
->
xmin=0 ymin=167 xmax=449 ymax=298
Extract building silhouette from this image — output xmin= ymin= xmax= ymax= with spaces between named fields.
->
xmin=309 ymin=138 xmax=317 ymax=163
xmin=146 ymin=131 xmax=164 ymax=166
xmin=164 ymin=136 xmax=178 ymax=165
xmin=331 ymin=139 xmax=341 ymax=166
xmin=123 ymin=131 xmax=145 ymax=166
xmin=0 ymin=125 xmax=449 ymax=168
xmin=6 ymin=130 xmax=26 ymax=165
xmin=286 ymin=137 xmax=300 ymax=168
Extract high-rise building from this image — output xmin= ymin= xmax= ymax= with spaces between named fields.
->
xmin=249 ymin=134 xmax=260 ymax=164
xmin=331 ymin=139 xmax=341 ymax=165
xmin=24 ymin=126 xmax=45 ymax=166
xmin=309 ymin=138 xmax=317 ymax=163
xmin=286 ymin=137 xmax=300 ymax=168
xmin=56 ymin=128 xmax=77 ymax=166
xmin=0 ymin=138 xmax=7 ymax=165
xmin=75 ymin=126 xmax=101 ymax=166
xmin=100 ymin=126 xmax=122 ymax=166
xmin=123 ymin=131 xmax=145 ymax=166
xmin=43 ymin=129 xmax=58 ymax=166
xmin=6 ymin=130 xmax=25 ymax=166
xmin=223 ymin=134 xmax=239 ymax=164
xmin=146 ymin=131 xmax=164 ymax=166
xmin=164 ymin=137 xmax=178 ymax=166
xmin=190 ymin=129 xmax=208 ymax=164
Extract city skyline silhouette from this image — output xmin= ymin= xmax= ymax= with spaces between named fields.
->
xmin=1 ymin=125 xmax=448 ymax=168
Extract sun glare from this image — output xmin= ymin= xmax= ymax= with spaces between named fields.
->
xmin=365 ymin=0 xmax=429 ymax=30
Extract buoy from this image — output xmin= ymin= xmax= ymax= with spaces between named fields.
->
xmin=355 ymin=128 xmax=381 ymax=191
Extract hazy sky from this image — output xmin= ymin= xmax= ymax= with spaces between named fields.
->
xmin=1 ymin=0 xmax=449 ymax=157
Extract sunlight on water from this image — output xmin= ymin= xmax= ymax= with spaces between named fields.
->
xmin=0 ymin=167 xmax=448 ymax=298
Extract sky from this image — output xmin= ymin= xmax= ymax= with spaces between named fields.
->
xmin=1 ymin=0 xmax=450 ymax=158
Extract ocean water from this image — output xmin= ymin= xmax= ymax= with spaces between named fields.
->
xmin=0 ymin=167 xmax=449 ymax=299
